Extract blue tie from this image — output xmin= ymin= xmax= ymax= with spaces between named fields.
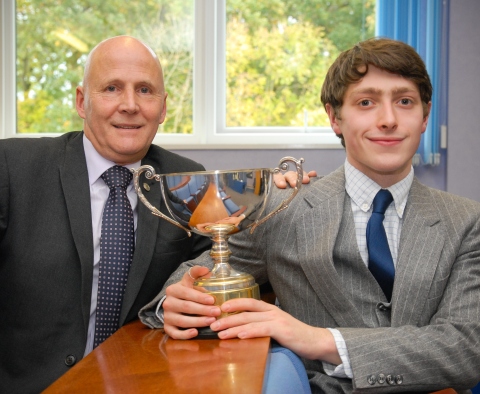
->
xmin=366 ymin=189 xmax=395 ymax=301
xmin=94 ymin=166 xmax=134 ymax=348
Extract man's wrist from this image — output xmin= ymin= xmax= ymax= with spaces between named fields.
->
xmin=155 ymin=295 xmax=167 ymax=323
xmin=319 ymin=327 xmax=343 ymax=366
xmin=325 ymin=328 xmax=353 ymax=379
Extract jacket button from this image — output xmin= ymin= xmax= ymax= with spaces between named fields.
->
xmin=386 ymin=374 xmax=396 ymax=385
xmin=367 ymin=374 xmax=377 ymax=385
xmin=65 ymin=354 xmax=77 ymax=367
xmin=395 ymin=375 xmax=403 ymax=384
xmin=377 ymin=303 xmax=388 ymax=311
xmin=377 ymin=373 xmax=386 ymax=384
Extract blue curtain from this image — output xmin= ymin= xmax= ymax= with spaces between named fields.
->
xmin=376 ymin=0 xmax=449 ymax=166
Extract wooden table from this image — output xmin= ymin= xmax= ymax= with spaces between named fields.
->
xmin=44 ymin=320 xmax=271 ymax=393
xmin=43 ymin=319 xmax=459 ymax=394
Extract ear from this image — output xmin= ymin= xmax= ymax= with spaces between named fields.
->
xmin=75 ymin=86 xmax=86 ymax=120
xmin=159 ymin=92 xmax=168 ymax=124
xmin=421 ymin=101 xmax=432 ymax=134
xmin=325 ymin=104 xmax=342 ymax=135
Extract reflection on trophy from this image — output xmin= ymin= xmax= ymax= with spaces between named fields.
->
xmin=132 ymin=157 xmax=303 ymax=327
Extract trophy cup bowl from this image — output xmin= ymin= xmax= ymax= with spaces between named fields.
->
xmin=132 ymin=157 xmax=303 ymax=335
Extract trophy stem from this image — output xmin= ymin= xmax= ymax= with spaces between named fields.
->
xmin=193 ymin=223 xmax=260 ymax=319
xmin=206 ymin=223 xmax=242 ymax=278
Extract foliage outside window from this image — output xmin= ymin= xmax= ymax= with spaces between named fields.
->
xmin=14 ymin=0 xmax=375 ymax=135
xmin=226 ymin=0 xmax=375 ymax=128
xmin=16 ymin=0 xmax=194 ymax=134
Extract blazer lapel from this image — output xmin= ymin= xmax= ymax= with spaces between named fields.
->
xmin=297 ymin=167 xmax=366 ymax=327
xmin=59 ymin=132 xmax=94 ymax=329
xmin=120 ymin=159 xmax=161 ymax=324
xmin=392 ymin=179 xmax=445 ymax=326
xmin=60 ymin=136 xmax=162 ymax=326
xmin=296 ymin=172 xmax=445 ymax=328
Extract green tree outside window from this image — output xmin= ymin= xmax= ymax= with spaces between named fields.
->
xmin=15 ymin=0 xmax=374 ymax=134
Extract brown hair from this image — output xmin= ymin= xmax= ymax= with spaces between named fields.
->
xmin=321 ymin=38 xmax=433 ymax=147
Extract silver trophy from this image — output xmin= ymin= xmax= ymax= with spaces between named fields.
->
xmin=132 ymin=157 xmax=303 ymax=322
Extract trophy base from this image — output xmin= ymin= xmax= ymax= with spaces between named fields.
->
xmin=196 ymin=326 xmax=220 ymax=339
xmin=208 ymin=283 xmax=261 ymax=316
xmin=194 ymin=274 xmax=260 ymax=316
xmin=193 ymin=273 xmax=260 ymax=339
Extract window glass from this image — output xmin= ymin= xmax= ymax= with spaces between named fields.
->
xmin=13 ymin=0 xmax=375 ymax=141
xmin=15 ymin=0 xmax=194 ymax=134
xmin=225 ymin=0 xmax=376 ymax=128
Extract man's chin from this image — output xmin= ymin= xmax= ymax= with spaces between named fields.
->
xmin=109 ymin=145 xmax=148 ymax=165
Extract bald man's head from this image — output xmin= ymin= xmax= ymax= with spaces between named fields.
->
xmin=76 ymin=35 xmax=168 ymax=165
xmin=82 ymin=36 xmax=165 ymax=94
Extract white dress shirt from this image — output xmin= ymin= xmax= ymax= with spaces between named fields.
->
xmin=323 ymin=160 xmax=413 ymax=378
xmin=82 ymin=135 xmax=141 ymax=356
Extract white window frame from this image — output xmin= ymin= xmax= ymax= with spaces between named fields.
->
xmin=0 ymin=1 xmax=16 ymax=141
xmin=0 ymin=0 xmax=341 ymax=149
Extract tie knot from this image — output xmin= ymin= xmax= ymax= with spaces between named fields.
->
xmin=101 ymin=166 xmax=133 ymax=189
xmin=372 ymin=189 xmax=393 ymax=214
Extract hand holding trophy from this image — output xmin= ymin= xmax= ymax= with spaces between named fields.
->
xmin=132 ymin=157 xmax=303 ymax=336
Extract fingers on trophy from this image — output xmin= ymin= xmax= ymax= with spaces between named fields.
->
xmin=132 ymin=157 xmax=304 ymax=338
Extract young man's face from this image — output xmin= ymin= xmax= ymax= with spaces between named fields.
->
xmin=326 ymin=65 xmax=430 ymax=187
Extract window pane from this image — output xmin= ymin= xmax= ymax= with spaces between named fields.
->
xmin=15 ymin=0 xmax=194 ymax=134
xmin=225 ymin=0 xmax=376 ymax=128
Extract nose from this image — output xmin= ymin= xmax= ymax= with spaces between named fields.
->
xmin=118 ymin=89 xmax=139 ymax=114
xmin=378 ymin=103 xmax=397 ymax=131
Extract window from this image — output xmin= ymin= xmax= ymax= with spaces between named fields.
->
xmin=1 ymin=0 xmax=375 ymax=147
xmin=376 ymin=0 xmax=449 ymax=166
xmin=8 ymin=1 xmax=195 ymax=135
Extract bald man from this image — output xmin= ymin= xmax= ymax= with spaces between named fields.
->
xmin=0 ymin=36 xmax=212 ymax=393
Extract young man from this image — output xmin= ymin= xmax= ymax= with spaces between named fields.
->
xmin=140 ymin=38 xmax=480 ymax=393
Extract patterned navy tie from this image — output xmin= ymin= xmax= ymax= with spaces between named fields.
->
xmin=366 ymin=189 xmax=395 ymax=302
xmin=94 ymin=165 xmax=134 ymax=348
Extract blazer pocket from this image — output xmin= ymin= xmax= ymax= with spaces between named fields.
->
xmin=154 ymin=230 xmax=195 ymax=254
xmin=426 ymin=274 xmax=450 ymax=300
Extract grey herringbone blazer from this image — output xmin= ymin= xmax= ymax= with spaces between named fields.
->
xmin=141 ymin=166 xmax=480 ymax=393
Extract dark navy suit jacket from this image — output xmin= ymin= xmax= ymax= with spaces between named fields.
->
xmin=0 ymin=131 xmax=211 ymax=393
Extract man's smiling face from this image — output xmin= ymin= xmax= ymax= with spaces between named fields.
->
xmin=76 ymin=36 xmax=167 ymax=165
xmin=327 ymin=65 xmax=430 ymax=187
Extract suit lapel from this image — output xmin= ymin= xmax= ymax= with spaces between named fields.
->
xmin=392 ymin=179 xmax=444 ymax=326
xmin=297 ymin=167 xmax=366 ymax=327
xmin=59 ymin=135 xmax=162 ymax=326
xmin=59 ymin=132 xmax=94 ymax=329
xmin=120 ymin=158 xmax=161 ymax=324
xmin=295 ymin=171 xmax=445 ymax=328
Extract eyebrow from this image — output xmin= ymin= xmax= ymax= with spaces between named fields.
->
xmin=101 ymin=78 xmax=157 ymax=88
xmin=349 ymin=86 xmax=418 ymax=96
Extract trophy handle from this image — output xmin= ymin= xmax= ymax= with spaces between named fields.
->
xmin=131 ymin=165 xmax=192 ymax=236
xmin=249 ymin=156 xmax=304 ymax=233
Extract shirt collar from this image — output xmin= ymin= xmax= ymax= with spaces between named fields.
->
xmin=344 ymin=160 xmax=413 ymax=218
xmin=83 ymin=134 xmax=141 ymax=186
